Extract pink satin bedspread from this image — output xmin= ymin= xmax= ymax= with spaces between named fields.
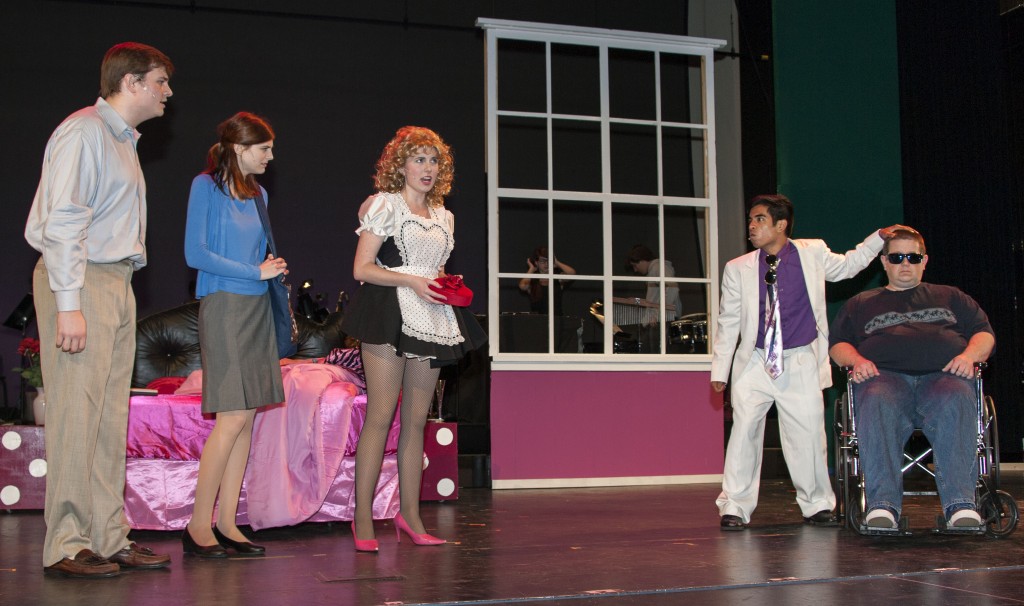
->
xmin=123 ymin=363 xmax=401 ymax=530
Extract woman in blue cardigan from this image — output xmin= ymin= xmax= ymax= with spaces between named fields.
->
xmin=182 ymin=112 xmax=286 ymax=558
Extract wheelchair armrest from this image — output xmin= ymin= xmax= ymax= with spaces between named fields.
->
xmin=844 ymin=362 xmax=984 ymax=376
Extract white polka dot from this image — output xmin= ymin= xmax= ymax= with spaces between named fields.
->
xmin=436 ymin=427 xmax=454 ymax=446
xmin=29 ymin=459 xmax=47 ymax=478
xmin=437 ymin=478 xmax=455 ymax=497
xmin=0 ymin=485 xmax=20 ymax=506
xmin=422 ymin=454 xmax=429 ymax=470
xmin=2 ymin=431 xmax=22 ymax=450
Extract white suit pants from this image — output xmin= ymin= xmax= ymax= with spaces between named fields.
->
xmin=716 ymin=345 xmax=836 ymax=522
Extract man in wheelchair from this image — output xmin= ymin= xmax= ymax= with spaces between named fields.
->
xmin=828 ymin=227 xmax=995 ymax=531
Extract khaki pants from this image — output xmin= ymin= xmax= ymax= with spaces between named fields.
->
xmin=34 ymin=259 xmax=135 ymax=566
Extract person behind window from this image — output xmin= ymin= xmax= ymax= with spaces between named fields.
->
xmin=626 ymin=244 xmax=683 ymax=321
xmin=829 ymin=227 xmax=993 ymax=530
xmin=518 ymin=246 xmax=576 ymax=315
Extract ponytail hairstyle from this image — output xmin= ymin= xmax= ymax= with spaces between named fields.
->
xmin=204 ymin=112 xmax=275 ymax=200
xmin=373 ymin=126 xmax=454 ymax=208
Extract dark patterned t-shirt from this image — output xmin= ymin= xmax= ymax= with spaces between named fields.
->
xmin=829 ymin=282 xmax=993 ymax=374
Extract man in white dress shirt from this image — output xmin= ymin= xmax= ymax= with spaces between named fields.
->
xmin=25 ymin=42 xmax=174 ymax=578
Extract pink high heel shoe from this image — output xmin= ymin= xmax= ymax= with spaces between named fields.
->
xmin=394 ymin=512 xmax=445 ymax=546
xmin=351 ymin=521 xmax=379 ymax=552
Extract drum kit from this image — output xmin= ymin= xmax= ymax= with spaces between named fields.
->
xmin=588 ymin=298 xmax=708 ymax=354
xmin=668 ymin=313 xmax=709 ymax=353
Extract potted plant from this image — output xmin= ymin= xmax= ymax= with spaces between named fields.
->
xmin=13 ymin=337 xmax=44 ymax=424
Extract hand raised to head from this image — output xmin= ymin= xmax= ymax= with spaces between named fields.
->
xmin=878 ymin=224 xmax=917 ymax=240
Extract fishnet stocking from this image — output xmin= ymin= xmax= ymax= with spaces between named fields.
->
xmin=353 ymin=342 xmax=440 ymax=539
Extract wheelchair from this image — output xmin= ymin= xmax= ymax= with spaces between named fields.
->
xmin=834 ymin=363 xmax=1019 ymax=538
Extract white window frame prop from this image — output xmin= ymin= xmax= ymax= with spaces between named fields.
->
xmin=478 ymin=18 xmax=726 ymax=371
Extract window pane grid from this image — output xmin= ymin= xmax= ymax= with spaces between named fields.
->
xmin=483 ymin=19 xmax=721 ymax=363
xmin=497 ymin=111 xmax=709 ymax=131
xmin=495 ymin=189 xmax=712 ymax=207
xmin=498 ymin=113 xmax=709 ymax=130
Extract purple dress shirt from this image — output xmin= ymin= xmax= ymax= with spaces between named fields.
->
xmin=756 ymin=241 xmax=817 ymax=350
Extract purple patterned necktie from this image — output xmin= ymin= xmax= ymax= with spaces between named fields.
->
xmin=764 ymin=257 xmax=784 ymax=379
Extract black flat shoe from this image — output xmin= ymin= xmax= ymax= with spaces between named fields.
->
xmin=720 ymin=514 xmax=747 ymax=531
xmin=213 ymin=526 xmax=266 ymax=556
xmin=803 ymin=510 xmax=839 ymax=526
xmin=182 ymin=527 xmax=228 ymax=558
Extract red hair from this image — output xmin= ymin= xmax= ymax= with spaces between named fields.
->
xmin=373 ymin=126 xmax=454 ymax=208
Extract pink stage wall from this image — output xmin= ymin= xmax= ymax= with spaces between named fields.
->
xmin=490 ymin=371 xmax=724 ymax=486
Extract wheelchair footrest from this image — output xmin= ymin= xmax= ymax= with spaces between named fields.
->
xmin=854 ymin=514 xmax=913 ymax=537
xmin=931 ymin=515 xmax=986 ymax=536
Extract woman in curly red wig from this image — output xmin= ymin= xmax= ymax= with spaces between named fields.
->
xmin=342 ymin=126 xmax=485 ymax=552
xmin=373 ymin=126 xmax=455 ymax=208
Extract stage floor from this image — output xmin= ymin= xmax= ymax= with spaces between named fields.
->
xmin=2 ymin=476 xmax=1021 ymax=605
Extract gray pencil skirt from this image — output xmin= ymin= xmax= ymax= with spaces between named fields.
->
xmin=198 ymin=290 xmax=285 ymax=414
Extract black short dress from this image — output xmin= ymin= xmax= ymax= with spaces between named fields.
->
xmin=341 ymin=192 xmax=486 ymax=367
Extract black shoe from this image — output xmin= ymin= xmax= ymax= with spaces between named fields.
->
xmin=212 ymin=526 xmax=266 ymax=557
xmin=182 ymin=527 xmax=228 ymax=558
xmin=720 ymin=515 xmax=747 ymax=531
xmin=803 ymin=510 xmax=839 ymax=526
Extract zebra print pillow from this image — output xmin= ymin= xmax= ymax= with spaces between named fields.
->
xmin=324 ymin=347 xmax=363 ymax=376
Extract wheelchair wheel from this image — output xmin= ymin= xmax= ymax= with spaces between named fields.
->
xmin=979 ymin=490 xmax=1019 ymax=538
xmin=982 ymin=395 xmax=1000 ymax=491
xmin=833 ymin=393 xmax=865 ymax=530
xmin=833 ymin=397 xmax=848 ymax=523
xmin=846 ymin=472 xmax=867 ymax=531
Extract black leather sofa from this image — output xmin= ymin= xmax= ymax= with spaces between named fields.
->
xmin=131 ymin=301 xmax=347 ymax=388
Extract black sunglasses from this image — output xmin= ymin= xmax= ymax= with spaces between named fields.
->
xmin=884 ymin=253 xmax=924 ymax=265
xmin=764 ymin=254 xmax=779 ymax=285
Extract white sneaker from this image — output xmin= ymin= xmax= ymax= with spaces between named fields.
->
xmin=949 ymin=509 xmax=982 ymax=528
xmin=865 ymin=508 xmax=896 ymax=529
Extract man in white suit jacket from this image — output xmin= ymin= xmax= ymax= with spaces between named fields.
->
xmin=710 ymin=194 xmax=906 ymax=530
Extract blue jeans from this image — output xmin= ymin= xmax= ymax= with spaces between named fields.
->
xmin=854 ymin=369 xmax=978 ymax=520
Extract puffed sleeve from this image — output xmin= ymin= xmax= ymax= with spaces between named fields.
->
xmin=442 ymin=207 xmax=455 ymax=234
xmin=354 ymin=193 xmax=396 ymax=237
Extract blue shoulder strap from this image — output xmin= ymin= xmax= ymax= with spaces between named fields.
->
xmin=252 ymin=189 xmax=278 ymax=257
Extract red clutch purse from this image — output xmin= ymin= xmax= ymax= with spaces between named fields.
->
xmin=429 ymin=275 xmax=473 ymax=307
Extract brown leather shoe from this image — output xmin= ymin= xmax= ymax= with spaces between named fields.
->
xmin=107 ymin=543 xmax=171 ymax=569
xmin=44 ymin=549 xmax=120 ymax=578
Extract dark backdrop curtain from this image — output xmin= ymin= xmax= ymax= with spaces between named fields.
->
xmin=895 ymin=1 xmax=1024 ymax=459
